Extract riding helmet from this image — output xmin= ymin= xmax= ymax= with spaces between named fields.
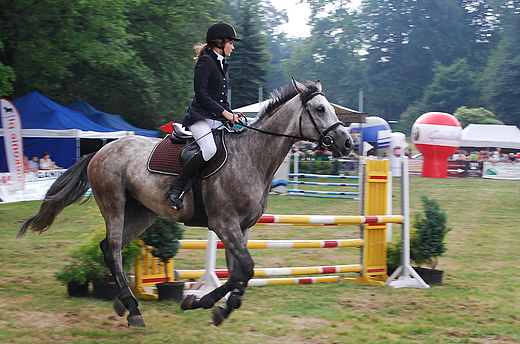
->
xmin=206 ymin=22 xmax=241 ymax=44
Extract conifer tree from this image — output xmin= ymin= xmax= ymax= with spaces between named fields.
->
xmin=226 ymin=0 xmax=271 ymax=108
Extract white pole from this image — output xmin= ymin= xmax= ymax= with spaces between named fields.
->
xmin=184 ymin=230 xmax=224 ymax=298
xmin=386 ymin=156 xmax=429 ymax=288
xmin=386 ymin=171 xmax=393 ymax=242
xmin=293 ymin=147 xmax=299 ymax=191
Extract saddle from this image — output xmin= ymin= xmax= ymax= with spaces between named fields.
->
xmin=147 ymin=124 xmax=229 ymax=227
xmin=147 ymin=123 xmax=228 ymax=178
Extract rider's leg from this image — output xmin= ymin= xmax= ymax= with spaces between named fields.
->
xmin=165 ymin=119 xmax=219 ymax=209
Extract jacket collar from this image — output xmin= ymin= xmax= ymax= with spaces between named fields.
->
xmin=210 ymin=50 xmax=227 ymax=74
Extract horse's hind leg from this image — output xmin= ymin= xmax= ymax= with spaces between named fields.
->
xmin=96 ymin=188 xmax=155 ymax=328
xmin=114 ymin=197 xmax=158 ymax=322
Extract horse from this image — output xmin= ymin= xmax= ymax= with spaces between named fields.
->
xmin=18 ymin=79 xmax=354 ymax=327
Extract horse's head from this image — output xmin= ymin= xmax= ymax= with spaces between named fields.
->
xmin=292 ymin=78 xmax=354 ymax=158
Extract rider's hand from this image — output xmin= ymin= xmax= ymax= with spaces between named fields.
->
xmin=222 ymin=110 xmax=236 ymax=124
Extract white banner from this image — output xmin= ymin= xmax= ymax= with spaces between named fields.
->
xmin=1 ymin=99 xmax=24 ymax=190
xmin=482 ymin=162 xmax=520 ymax=180
xmin=411 ymin=123 xmax=462 ymax=147
xmin=0 ymin=169 xmax=87 ymax=203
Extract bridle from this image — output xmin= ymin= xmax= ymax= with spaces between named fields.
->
xmin=238 ymin=90 xmax=346 ymax=150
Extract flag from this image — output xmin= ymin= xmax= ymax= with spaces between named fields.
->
xmin=1 ymin=98 xmax=25 ymax=190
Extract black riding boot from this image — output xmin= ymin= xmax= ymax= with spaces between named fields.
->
xmin=165 ymin=152 xmax=206 ymax=210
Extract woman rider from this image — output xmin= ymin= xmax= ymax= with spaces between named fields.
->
xmin=166 ymin=22 xmax=241 ymax=209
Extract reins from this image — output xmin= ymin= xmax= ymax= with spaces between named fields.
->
xmin=237 ymin=90 xmax=346 ymax=150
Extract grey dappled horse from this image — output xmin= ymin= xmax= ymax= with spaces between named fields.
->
xmin=18 ymin=79 xmax=353 ymax=327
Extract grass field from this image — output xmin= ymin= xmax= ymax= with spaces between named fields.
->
xmin=0 ymin=175 xmax=519 ymax=343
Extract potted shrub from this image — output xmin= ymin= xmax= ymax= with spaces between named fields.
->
xmin=387 ymin=195 xmax=450 ymax=285
xmin=321 ymin=161 xmax=331 ymax=175
xmin=331 ymin=159 xmax=341 ymax=175
xmin=411 ymin=195 xmax=451 ymax=285
xmin=299 ymin=161 xmax=309 ymax=173
xmin=55 ymin=226 xmax=141 ymax=299
xmin=140 ymin=217 xmax=185 ymax=301
xmin=55 ymin=256 xmax=91 ymax=297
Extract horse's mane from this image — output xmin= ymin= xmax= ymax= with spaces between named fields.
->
xmin=252 ymin=81 xmax=319 ymax=126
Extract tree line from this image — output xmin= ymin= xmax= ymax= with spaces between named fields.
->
xmin=1 ymin=0 xmax=519 ymax=133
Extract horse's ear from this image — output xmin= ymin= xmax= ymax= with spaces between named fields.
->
xmin=316 ymin=80 xmax=322 ymax=92
xmin=291 ymin=77 xmax=306 ymax=95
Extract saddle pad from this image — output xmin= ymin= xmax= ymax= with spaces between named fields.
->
xmin=147 ymin=135 xmax=227 ymax=178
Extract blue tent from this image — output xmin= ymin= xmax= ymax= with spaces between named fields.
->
xmin=68 ymin=100 xmax=158 ymax=137
xmin=0 ymin=91 xmax=131 ymax=172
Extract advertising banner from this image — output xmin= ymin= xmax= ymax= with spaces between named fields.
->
xmin=447 ymin=161 xmax=483 ymax=178
xmin=482 ymin=162 xmax=520 ymax=180
xmin=0 ymin=169 xmax=71 ymax=203
xmin=1 ymin=99 xmax=24 ymax=190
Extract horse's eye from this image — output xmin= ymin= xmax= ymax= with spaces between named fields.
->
xmin=316 ymin=105 xmax=325 ymax=113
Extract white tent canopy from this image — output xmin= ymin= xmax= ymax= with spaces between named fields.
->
xmin=461 ymin=124 xmax=520 ymax=149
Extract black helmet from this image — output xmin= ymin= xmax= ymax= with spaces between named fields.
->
xmin=206 ymin=22 xmax=241 ymax=45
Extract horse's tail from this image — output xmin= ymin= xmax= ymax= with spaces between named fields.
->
xmin=17 ymin=153 xmax=96 ymax=238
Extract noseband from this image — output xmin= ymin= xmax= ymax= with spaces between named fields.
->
xmin=238 ymin=91 xmax=346 ymax=150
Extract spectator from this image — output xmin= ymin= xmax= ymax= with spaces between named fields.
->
xmin=23 ymin=156 xmax=31 ymax=173
xmin=39 ymin=152 xmax=60 ymax=170
xmin=453 ymin=150 xmax=466 ymax=161
xmin=27 ymin=156 xmax=39 ymax=172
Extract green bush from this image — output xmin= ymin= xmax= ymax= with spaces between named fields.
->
xmin=387 ymin=195 xmax=450 ymax=270
xmin=386 ymin=240 xmax=402 ymax=272
xmin=321 ymin=161 xmax=331 ymax=175
xmin=299 ymin=161 xmax=309 ymax=173
xmin=55 ymin=226 xmax=141 ymax=285
xmin=331 ymin=160 xmax=341 ymax=175
xmin=140 ymin=217 xmax=184 ymax=280
xmin=411 ymin=195 xmax=451 ymax=269
xmin=311 ymin=161 xmax=321 ymax=173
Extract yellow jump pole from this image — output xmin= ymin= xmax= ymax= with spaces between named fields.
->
xmin=345 ymin=157 xmax=390 ymax=286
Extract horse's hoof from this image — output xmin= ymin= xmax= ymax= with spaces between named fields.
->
xmin=212 ymin=305 xmax=227 ymax=326
xmin=113 ymin=298 xmax=126 ymax=317
xmin=127 ymin=314 xmax=146 ymax=328
xmin=181 ymin=294 xmax=197 ymax=310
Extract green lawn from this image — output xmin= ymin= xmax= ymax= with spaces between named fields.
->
xmin=0 ymin=175 xmax=519 ymax=343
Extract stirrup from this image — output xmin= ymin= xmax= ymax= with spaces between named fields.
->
xmin=167 ymin=190 xmax=185 ymax=210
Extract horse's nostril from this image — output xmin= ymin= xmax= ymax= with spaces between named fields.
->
xmin=344 ymin=138 xmax=353 ymax=150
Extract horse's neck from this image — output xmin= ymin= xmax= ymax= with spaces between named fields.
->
xmin=238 ymin=98 xmax=302 ymax=179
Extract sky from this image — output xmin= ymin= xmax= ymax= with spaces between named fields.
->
xmin=272 ymin=0 xmax=362 ymax=38
xmin=272 ymin=0 xmax=312 ymax=37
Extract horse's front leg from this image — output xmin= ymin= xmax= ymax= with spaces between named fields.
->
xmin=211 ymin=244 xmax=252 ymax=326
xmin=181 ymin=228 xmax=254 ymax=326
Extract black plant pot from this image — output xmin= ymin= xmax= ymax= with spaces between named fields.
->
xmin=93 ymin=279 xmax=118 ymax=301
xmin=67 ymin=281 xmax=89 ymax=297
xmin=156 ymin=281 xmax=185 ymax=302
xmin=413 ymin=267 xmax=444 ymax=286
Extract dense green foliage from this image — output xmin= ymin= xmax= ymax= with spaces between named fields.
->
xmin=1 ymin=0 xmax=519 ymax=130
xmin=140 ymin=217 xmax=184 ymax=279
xmin=411 ymin=195 xmax=451 ymax=269
xmin=454 ymin=106 xmax=503 ymax=128
xmin=55 ymin=226 xmax=141 ymax=284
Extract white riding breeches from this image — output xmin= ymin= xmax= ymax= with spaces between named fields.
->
xmin=189 ymin=119 xmax=224 ymax=161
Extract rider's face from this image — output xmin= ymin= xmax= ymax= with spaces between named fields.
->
xmin=223 ymin=40 xmax=234 ymax=57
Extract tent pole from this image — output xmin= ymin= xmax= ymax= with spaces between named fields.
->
xmin=76 ymin=138 xmax=80 ymax=163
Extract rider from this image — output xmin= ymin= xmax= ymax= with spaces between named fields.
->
xmin=166 ymin=22 xmax=241 ymax=209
